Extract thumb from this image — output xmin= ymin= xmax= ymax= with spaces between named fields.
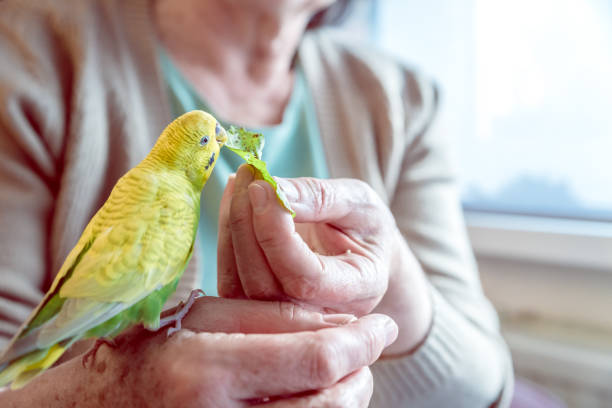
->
xmin=247 ymin=180 xmax=382 ymax=306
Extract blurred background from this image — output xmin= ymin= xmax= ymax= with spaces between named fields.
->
xmin=338 ymin=1 xmax=612 ymax=407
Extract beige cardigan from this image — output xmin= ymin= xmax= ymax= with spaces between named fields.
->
xmin=0 ymin=0 xmax=512 ymax=406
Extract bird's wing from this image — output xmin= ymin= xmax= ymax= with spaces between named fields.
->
xmin=1 ymin=169 xmax=198 ymax=361
xmin=59 ymin=169 xmax=199 ymax=304
xmin=0 ymin=234 xmax=94 ymax=363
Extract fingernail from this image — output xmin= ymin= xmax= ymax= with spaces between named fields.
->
xmin=383 ymin=317 xmax=399 ymax=347
xmin=248 ymin=183 xmax=269 ymax=214
xmin=322 ymin=313 xmax=357 ymax=325
xmin=236 ymin=165 xmax=254 ymax=185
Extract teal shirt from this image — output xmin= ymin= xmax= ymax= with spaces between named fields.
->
xmin=158 ymin=50 xmax=330 ymax=295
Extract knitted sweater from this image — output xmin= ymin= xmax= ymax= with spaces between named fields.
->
xmin=0 ymin=0 xmax=513 ymax=406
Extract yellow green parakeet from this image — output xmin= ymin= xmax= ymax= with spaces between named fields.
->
xmin=0 ymin=110 xmax=226 ymax=389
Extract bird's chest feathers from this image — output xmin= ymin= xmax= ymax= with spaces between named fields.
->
xmin=157 ymin=176 xmax=201 ymax=214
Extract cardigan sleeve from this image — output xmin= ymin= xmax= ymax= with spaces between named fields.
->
xmin=0 ymin=4 xmax=67 ymax=348
xmin=370 ymin=73 xmax=514 ymax=407
xmin=0 ymin=0 xmax=197 ymax=352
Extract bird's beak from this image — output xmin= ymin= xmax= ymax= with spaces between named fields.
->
xmin=216 ymin=125 xmax=228 ymax=146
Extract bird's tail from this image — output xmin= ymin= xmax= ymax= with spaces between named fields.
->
xmin=0 ymin=342 xmax=69 ymax=390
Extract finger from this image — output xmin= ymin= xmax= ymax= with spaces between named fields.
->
xmin=230 ymin=164 xmax=283 ymax=299
xmin=197 ymin=313 xmax=397 ymax=398
xmin=259 ymin=367 xmax=373 ymax=408
xmin=217 ymin=175 xmax=245 ymax=298
xmin=248 ymin=180 xmax=385 ymax=309
xmin=278 ymin=177 xmax=390 ymax=235
xmin=175 ymin=297 xmax=356 ymax=334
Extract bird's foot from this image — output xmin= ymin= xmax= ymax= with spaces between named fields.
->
xmin=82 ymin=338 xmax=117 ymax=368
xmin=159 ymin=289 xmax=206 ymax=337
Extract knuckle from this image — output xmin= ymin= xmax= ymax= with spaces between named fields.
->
xmin=228 ymin=199 xmax=251 ymax=232
xmin=281 ymin=273 xmax=320 ymax=300
xmin=217 ymin=279 xmax=242 ymax=298
xmin=309 ymin=337 xmax=340 ymax=386
xmin=228 ymin=209 xmax=250 ymax=232
xmin=277 ymin=301 xmax=298 ymax=321
xmin=300 ymin=178 xmax=331 ymax=216
xmin=147 ymin=335 xmax=228 ymax=407
xmin=361 ymin=324 xmax=382 ymax=362
xmin=256 ymin=227 xmax=284 ymax=250
xmin=243 ymin=284 xmax=275 ymax=300
xmin=316 ymin=180 xmax=334 ymax=215
xmin=350 ymin=178 xmax=385 ymax=213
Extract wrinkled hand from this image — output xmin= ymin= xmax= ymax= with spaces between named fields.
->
xmin=1 ymin=297 xmax=397 ymax=407
xmin=119 ymin=297 xmax=397 ymax=407
xmin=218 ymin=165 xmax=432 ymax=354
xmin=132 ymin=298 xmax=397 ymax=407
xmin=219 ymin=165 xmax=399 ymax=315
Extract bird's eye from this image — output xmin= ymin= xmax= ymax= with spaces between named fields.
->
xmin=199 ymin=136 xmax=210 ymax=146
xmin=215 ymin=122 xmax=222 ymax=136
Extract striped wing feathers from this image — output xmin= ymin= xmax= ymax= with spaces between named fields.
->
xmin=59 ymin=168 xmax=199 ymax=303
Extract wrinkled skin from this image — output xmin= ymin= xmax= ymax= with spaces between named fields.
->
xmin=0 ymin=297 xmax=397 ymax=407
xmin=218 ymin=165 xmax=432 ymax=356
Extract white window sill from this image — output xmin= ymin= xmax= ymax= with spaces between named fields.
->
xmin=465 ymin=211 xmax=612 ymax=271
xmin=465 ymin=211 xmax=612 ymax=332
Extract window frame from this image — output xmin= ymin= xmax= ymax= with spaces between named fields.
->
xmin=466 ymin=211 xmax=612 ymax=332
xmin=465 ymin=211 xmax=612 ymax=271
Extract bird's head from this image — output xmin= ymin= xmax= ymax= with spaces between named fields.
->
xmin=150 ymin=110 xmax=227 ymax=188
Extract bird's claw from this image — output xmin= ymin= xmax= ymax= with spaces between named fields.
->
xmin=82 ymin=338 xmax=117 ymax=368
xmin=159 ymin=289 xmax=206 ymax=337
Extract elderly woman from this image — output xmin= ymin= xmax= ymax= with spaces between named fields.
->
xmin=0 ymin=0 xmax=512 ymax=406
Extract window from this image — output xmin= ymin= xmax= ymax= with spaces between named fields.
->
xmin=373 ymin=0 xmax=612 ymax=222
xmin=354 ymin=3 xmax=612 ymax=387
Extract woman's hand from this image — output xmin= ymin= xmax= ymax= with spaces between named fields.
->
xmin=218 ymin=165 xmax=432 ymax=355
xmin=0 ymin=297 xmax=397 ymax=407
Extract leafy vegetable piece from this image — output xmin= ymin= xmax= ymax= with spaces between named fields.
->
xmin=225 ymin=126 xmax=295 ymax=217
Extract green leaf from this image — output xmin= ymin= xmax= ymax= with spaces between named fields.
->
xmin=225 ymin=127 xmax=295 ymax=217
xmin=226 ymin=126 xmax=265 ymax=159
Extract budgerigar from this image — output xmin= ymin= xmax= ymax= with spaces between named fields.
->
xmin=0 ymin=110 xmax=226 ymax=389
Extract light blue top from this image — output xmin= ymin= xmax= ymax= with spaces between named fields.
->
xmin=158 ymin=50 xmax=330 ymax=295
